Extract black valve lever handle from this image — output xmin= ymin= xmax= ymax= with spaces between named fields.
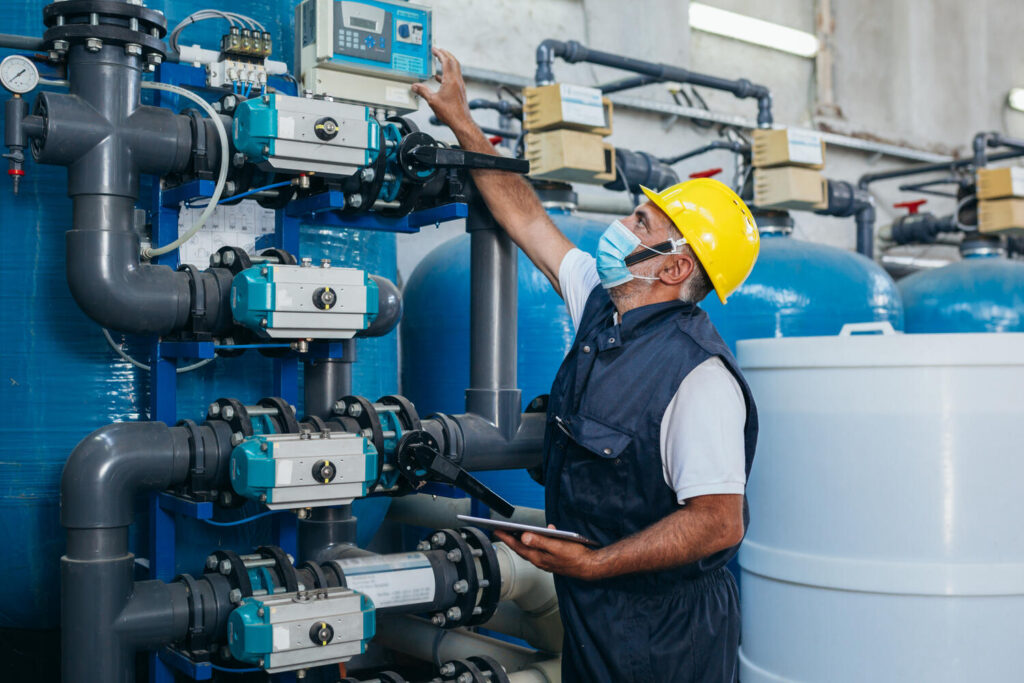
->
xmin=396 ymin=431 xmax=516 ymax=518
xmin=409 ymin=145 xmax=530 ymax=174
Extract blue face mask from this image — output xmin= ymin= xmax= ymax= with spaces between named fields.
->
xmin=595 ymin=219 xmax=685 ymax=289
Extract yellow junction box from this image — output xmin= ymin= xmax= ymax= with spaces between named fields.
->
xmin=752 ymin=128 xmax=826 ymax=169
xmin=978 ymin=198 xmax=1024 ymax=235
xmin=754 ymin=166 xmax=828 ymax=210
xmin=525 ymin=129 xmax=616 ymax=185
xmin=523 ymin=83 xmax=614 ymax=135
xmin=976 ymin=166 xmax=1024 ymax=200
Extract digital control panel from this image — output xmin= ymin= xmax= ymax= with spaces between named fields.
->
xmin=297 ymin=0 xmax=432 ymax=111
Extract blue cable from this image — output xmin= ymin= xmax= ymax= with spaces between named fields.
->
xmin=188 ymin=180 xmax=292 ymax=208
xmin=202 ymin=510 xmax=282 ymax=527
xmin=210 ymin=663 xmax=262 ymax=674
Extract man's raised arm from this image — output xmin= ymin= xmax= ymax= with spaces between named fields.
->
xmin=412 ymin=48 xmax=573 ymax=295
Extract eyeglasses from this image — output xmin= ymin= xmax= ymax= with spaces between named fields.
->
xmin=623 ymin=238 xmax=686 ymax=267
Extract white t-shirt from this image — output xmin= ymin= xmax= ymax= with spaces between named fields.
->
xmin=557 ymin=248 xmax=747 ymax=504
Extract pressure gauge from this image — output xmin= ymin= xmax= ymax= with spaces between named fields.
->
xmin=0 ymin=55 xmax=39 ymax=94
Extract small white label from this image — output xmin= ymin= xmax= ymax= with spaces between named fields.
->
xmin=345 ymin=567 xmax=436 ymax=609
xmin=275 ymin=459 xmax=293 ymax=484
xmin=272 ymin=625 xmax=290 ymax=652
xmin=278 ymin=115 xmax=296 ymax=140
xmin=559 ymin=84 xmax=606 ymax=128
xmin=386 ymin=85 xmax=412 ymax=104
xmin=785 ymin=129 xmax=824 ymax=165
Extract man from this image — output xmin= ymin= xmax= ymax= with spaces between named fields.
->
xmin=414 ymin=48 xmax=760 ymax=683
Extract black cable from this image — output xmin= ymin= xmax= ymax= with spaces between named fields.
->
xmin=673 ymin=88 xmax=715 ymax=130
xmin=496 ymin=84 xmax=523 ymax=104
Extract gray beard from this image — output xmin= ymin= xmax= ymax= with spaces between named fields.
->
xmin=607 ymin=277 xmax=655 ymax=312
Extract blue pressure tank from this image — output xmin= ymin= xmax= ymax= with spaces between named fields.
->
xmin=701 ymin=222 xmax=905 ymax=351
xmin=898 ymin=241 xmax=1024 ymax=333
xmin=0 ymin=0 xmax=397 ymax=635
xmin=402 ymin=209 xmax=605 ymax=511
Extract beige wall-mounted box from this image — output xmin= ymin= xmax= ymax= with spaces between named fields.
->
xmin=754 ymin=166 xmax=828 ymax=210
xmin=525 ymin=129 xmax=616 ymax=185
xmin=978 ymin=198 xmax=1024 ymax=235
xmin=752 ymin=128 xmax=826 ymax=169
xmin=523 ymin=83 xmax=613 ymax=135
xmin=977 ymin=167 xmax=1024 ymax=200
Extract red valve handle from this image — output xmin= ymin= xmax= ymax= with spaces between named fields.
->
xmin=689 ymin=167 xmax=723 ymax=179
xmin=488 ymin=135 xmax=504 ymax=145
xmin=894 ymin=199 xmax=927 ymax=215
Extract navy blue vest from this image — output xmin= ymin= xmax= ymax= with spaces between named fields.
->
xmin=543 ymin=286 xmax=758 ymax=682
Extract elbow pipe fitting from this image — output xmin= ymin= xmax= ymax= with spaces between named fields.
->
xmin=424 ymin=412 xmax=546 ymax=472
xmin=973 ymin=131 xmax=1024 ymax=170
xmin=535 ymin=40 xmax=570 ymax=85
xmin=65 ymin=228 xmax=193 ymax=335
xmin=62 ymin=421 xmax=195 ymax=683
xmin=62 ymin=421 xmax=192 ymax=530
xmin=816 ymin=179 xmax=876 ymax=258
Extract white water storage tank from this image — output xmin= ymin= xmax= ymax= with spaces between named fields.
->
xmin=736 ymin=325 xmax=1024 ymax=682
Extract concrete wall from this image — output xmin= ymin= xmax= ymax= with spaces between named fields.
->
xmin=394 ymin=0 xmax=1024 ymax=284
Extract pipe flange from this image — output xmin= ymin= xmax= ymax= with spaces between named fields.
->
xmin=43 ymin=0 xmax=168 ymax=57
xmin=256 ymin=545 xmax=299 ymax=593
xmin=428 ymin=528 xmax=478 ymax=629
xmin=460 ymin=526 xmax=502 ymax=626
xmin=212 ymin=246 xmax=252 ymax=275
xmin=299 ymin=560 xmax=329 ymax=590
xmin=329 ymin=415 xmax=363 ymax=435
xmin=301 ymin=415 xmax=332 ymax=434
xmin=177 ymin=264 xmax=209 ymax=330
xmin=338 ymin=395 xmax=385 ymax=455
xmin=426 ymin=413 xmax=464 ymax=465
xmin=258 ymin=396 xmax=300 ymax=434
xmin=210 ymin=398 xmax=254 ymax=438
xmin=184 ymin=109 xmax=212 ymax=179
xmin=177 ymin=419 xmax=217 ymax=494
xmin=205 ymin=549 xmax=252 ymax=598
xmin=441 ymin=656 xmax=510 ymax=683
xmin=378 ymin=394 xmax=421 ymax=431
xmin=258 ymin=247 xmax=297 ymax=266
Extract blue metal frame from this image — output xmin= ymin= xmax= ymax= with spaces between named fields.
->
xmin=286 ymin=190 xmax=468 ymax=233
xmin=142 ymin=59 xmax=469 ymax=682
xmin=146 ymin=62 xmax=303 ymax=683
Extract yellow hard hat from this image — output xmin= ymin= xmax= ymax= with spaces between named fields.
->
xmin=641 ymin=178 xmax=759 ymax=304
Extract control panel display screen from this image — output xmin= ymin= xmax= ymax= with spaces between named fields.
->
xmin=349 ymin=16 xmax=377 ymax=31
xmin=330 ymin=0 xmax=431 ymax=80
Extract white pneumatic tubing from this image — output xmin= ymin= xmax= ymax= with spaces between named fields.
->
xmin=139 ymin=81 xmax=229 ymax=259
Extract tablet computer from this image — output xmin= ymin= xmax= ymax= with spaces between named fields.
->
xmin=456 ymin=514 xmax=600 ymax=547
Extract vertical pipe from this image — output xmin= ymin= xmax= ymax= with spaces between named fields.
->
xmin=298 ymin=505 xmax=359 ymax=564
xmin=62 ymin=528 xmax=136 ymax=683
xmin=465 ymin=198 xmax=521 ymax=438
xmin=303 ymin=340 xmax=355 ymax=419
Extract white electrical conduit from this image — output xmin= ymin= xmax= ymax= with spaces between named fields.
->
xmin=140 ymin=81 xmax=229 ymax=259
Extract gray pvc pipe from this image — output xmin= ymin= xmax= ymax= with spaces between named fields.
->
xmin=28 ymin=43 xmax=216 ymax=335
xmin=61 ymin=421 xmax=195 ymax=683
xmin=466 ymin=198 xmax=522 ymax=438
